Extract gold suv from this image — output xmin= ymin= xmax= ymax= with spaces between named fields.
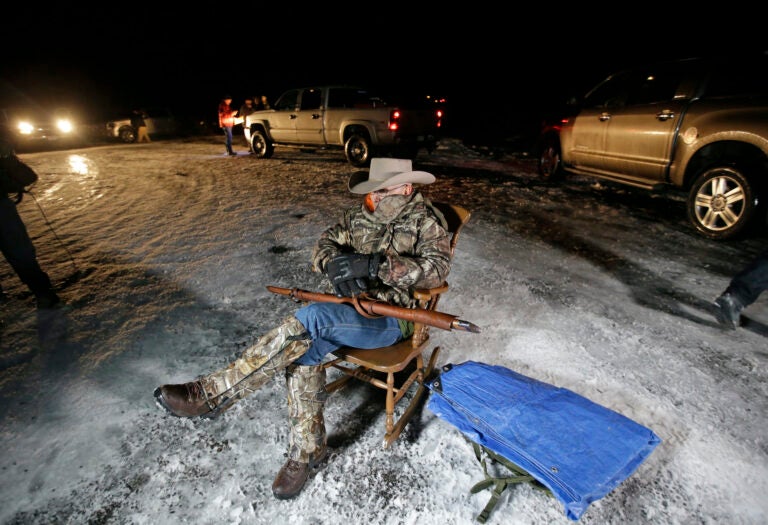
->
xmin=537 ymin=53 xmax=768 ymax=240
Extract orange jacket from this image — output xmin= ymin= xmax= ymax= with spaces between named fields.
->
xmin=218 ymin=101 xmax=236 ymax=128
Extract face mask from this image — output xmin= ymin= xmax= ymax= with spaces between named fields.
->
xmin=371 ymin=194 xmax=412 ymax=221
xmin=365 ymin=184 xmax=411 ymax=213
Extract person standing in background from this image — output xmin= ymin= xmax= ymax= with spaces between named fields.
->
xmin=238 ymin=98 xmax=257 ymax=152
xmin=218 ymin=95 xmax=238 ymax=156
xmin=132 ymin=109 xmax=151 ymax=143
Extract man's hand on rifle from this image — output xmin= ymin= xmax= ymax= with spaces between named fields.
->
xmin=326 ymin=253 xmax=382 ymax=297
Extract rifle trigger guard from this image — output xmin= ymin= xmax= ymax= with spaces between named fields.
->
xmin=352 ymin=294 xmax=382 ymax=319
xmin=288 ymin=290 xmax=305 ymax=303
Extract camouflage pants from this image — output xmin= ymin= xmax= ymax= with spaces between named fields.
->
xmin=286 ymin=363 xmax=327 ymax=464
xmin=199 ymin=316 xmax=311 ymax=410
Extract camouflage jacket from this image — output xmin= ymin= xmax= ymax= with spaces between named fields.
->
xmin=312 ymin=192 xmax=451 ymax=308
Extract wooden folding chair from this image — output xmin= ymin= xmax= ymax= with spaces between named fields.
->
xmin=323 ymin=202 xmax=471 ymax=448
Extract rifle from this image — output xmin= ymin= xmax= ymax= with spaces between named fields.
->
xmin=267 ymin=286 xmax=481 ymax=333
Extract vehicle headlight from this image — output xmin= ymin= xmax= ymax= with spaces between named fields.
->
xmin=17 ymin=121 xmax=34 ymax=135
xmin=57 ymin=119 xmax=74 ymax=133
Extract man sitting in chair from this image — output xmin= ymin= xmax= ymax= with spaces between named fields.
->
xmin=154 ymin=158 xmax=452 ymax=500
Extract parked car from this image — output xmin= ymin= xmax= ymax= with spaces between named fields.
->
xmin=105 ymin=107 xmax=178 ymax=143
xmin=536 ymin=52 xmax=768 ymax=240
xmin=0 ymin=106 xmax=78 ymax=149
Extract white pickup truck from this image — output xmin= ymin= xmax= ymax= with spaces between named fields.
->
xmin=104 ymin=107 xmax=178 ymax=143
xmin=244 ymin=86 xmax=443 ymax=167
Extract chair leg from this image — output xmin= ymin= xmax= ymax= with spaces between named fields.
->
xmin=425 ymin=345 xmax=441 ymax=379
xmin=382 ymin=345 xmax=442 ymax=449
xmin=384 ymin=372 xmax=396 ymax=437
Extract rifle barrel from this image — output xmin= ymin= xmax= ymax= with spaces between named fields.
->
xmin=267 ymin=286 xmax=480 ymax=333
xmin=452 ymin=319 xmax=482 ymax=333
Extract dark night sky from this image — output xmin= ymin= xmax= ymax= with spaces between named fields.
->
xmin=2 ymin=8 xmax=764 ymax=138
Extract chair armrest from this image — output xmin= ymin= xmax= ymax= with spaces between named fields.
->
xmin=413 ymin=283 xmax=449 ymax=300
xmin=410 ymin=282 xmax=450 ymax=347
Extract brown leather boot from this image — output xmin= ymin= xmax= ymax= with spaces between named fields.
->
xmin=271 ymin=459 xmax=311 ymax=500
xmin=154 ymin=381 xmax=217 ymax=418
xmin=271 ymin=451 xmax=327 ymax=500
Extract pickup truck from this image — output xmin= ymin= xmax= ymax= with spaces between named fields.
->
xmin=104 ymin=107 xmax=178 ymax=143
xmin=536 ymin=53 xmax=768 ymax=240
xmin=244 ymin=86 xmax=443 ymax=167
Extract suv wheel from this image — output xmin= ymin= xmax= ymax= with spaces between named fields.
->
xmin=537 ymin=136 xmax=563 ymax=180
xmin=687 ymin=166 xmax=757 ymax=240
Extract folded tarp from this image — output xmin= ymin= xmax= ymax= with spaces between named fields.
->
xmin=425 ymin=361 xmax=661 ymax=521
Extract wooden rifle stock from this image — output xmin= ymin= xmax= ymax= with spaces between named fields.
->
xmin=267 ymin=286 xmax=480 ymax=333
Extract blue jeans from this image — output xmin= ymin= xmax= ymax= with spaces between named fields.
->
xmin=222 ymin=126 xmax=234 ymax=153
xmin=293 ymin=302 xmax=403 ymax=365
xmin=727 ymin=248 xmax=768 ymax=307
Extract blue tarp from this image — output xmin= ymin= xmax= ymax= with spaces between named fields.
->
xmin=425 ymin=361 xmax=661 ymax=521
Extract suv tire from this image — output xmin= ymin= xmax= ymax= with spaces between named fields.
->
xmin=537 ymin=136 xmax=564 ymax=181
xmin=687 ymin=165 xmax=758 ymax=240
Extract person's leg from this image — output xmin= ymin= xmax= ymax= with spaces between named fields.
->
xmin=714 ymin=249 xmax=768 ymax=328
xmin=182 ymin=303 xmax=398 ymax=407
xmin=292 ymin=302 xmax=402 ymax=366
xmin=272 ymin=363 xmax=327 ymax=499
xmin=224 ymin=126 xmax=234 ymax=154
xmin=0 ymin=198 xmax=59 ymax=307
xmin=154 ymin=315 xmax=311 ymax=417
xmin=726 ymin=249 xmax=768 ymax=306
xmin=271 ymin=304 xmax=401 ymax=498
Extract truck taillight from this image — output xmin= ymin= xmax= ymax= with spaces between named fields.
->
xmin=389 ymin=110 xmax=401 ymax=131
xmin=388 ymin=107 xmax=444 ymax=130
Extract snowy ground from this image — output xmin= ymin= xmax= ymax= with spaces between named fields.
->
xmin=1 ymin=135 xmax=766 ymax=525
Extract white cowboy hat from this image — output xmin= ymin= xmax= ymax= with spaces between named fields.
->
xmin=348 ymin=158 xmax=435 ymax=194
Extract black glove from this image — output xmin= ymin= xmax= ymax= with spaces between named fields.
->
xmin=330 ymin=276 xmax=369 ymax=298
xmin=326 ymin=253 xmax=382 ymax=297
